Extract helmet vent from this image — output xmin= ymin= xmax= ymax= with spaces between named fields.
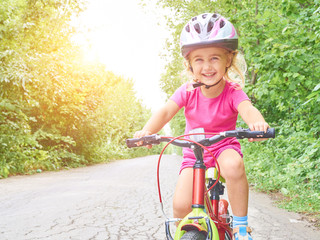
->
xmin=202 ymin=14 xmax=208 ymax=19
xmin=194 ymin=23 xmax=201 ymax=34
xmin=220 ymin=19 xmax=226 ymax=28
xmin=207 ymin=21 xmax=214 ymax=32
xmin=212 ymin=13 xmax=218 ymax=18
xmin=185 ymin=24 xmax=190 ymax=32
xmin=192 ymin=16 xmax=197 ymax=21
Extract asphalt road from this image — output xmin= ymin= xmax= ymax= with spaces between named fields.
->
xmin=0 ymin=155 xmax=319 ymax=240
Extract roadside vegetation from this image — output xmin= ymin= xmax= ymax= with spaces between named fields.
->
xmin=0 ymin=0 xmax=160 ymax=178
xmin=155 ymin=0 xmax=319 ymax=223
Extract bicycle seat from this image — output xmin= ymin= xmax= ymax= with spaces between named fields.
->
xmin=206 ymin=167 xmax=225 ymax=183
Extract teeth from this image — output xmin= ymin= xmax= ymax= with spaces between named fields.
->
xmin=203 ymin=73 xmax=214 ymax=76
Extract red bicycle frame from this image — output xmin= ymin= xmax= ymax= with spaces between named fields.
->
xmin=188 ymin=144 xmax=233 ymax=239
xmin=126 ymin=127 xmax=275 ymax=239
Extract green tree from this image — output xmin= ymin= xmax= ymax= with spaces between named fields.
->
xmin=0 ymin=0 xmax=153 ymax=178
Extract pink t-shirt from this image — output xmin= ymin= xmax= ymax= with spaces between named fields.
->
xmin=170 ymin=81 xmax=250 ymax=169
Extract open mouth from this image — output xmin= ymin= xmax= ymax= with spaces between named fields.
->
xmin=202 ymin=72 xmax=216 ymax=78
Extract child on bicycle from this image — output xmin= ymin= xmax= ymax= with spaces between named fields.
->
xmin=134 ymin=13 xmax=269 ymax=240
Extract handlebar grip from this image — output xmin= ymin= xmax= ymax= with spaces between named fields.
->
xmin=264 ymin=128 xmax=275 ymax=138
xmin=237 ymin=128 xmax=275 ymax=139
xmin=126 ymin=138 xmax=141 ymax=148
xmin=126 ymin=134 xmax=160 ymax=148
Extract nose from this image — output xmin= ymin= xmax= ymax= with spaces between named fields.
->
xmin=203 ymin=60 xmax=212 ymax=71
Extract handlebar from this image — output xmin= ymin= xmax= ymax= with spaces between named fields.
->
xmin=126 ymin=128 xmax=275 ymax=148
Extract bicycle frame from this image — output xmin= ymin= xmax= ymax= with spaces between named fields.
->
xmin=126 ymin=128 xmax=275 ymax=240
xmin=165 ymin=144 xmax=232 ymax=240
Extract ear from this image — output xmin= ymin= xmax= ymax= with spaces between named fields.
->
xmin=226 ymin=52 xmax=233 ymax=68
xmin=188 ymin=61 xmax=194 ymax=73
xmin=184 ymin=60 xmax=194 ymax=73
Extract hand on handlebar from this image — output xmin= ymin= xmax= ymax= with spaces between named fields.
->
xmin=248 ymin=122 xmax=270 ymax=142
xmin=133 ymin=130 xmax=153 ymax=149
xmin=127 ymin=128 xmax=275 ymax=149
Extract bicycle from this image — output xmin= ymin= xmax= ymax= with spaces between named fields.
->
xmin=126 ymin=128 xmax=275 ymax=240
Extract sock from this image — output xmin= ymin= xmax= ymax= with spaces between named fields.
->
xmin=233 ymin=215 xmax=248 ymax=227
xmin=233 ymin=215 xmax=252 ymax=239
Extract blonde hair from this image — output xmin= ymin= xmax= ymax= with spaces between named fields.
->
xmin=225 ymin=50 xmax=247 ymax=88
xmin=184 ymin=49 xmax=247 ymax=89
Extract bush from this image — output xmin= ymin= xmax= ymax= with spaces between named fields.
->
xmin=242 ymin=125 xmax=320 ymax=215
xmin=0 ymin=0 xmax=154 ymax=178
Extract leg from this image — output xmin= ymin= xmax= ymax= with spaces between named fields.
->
xmin=217 ymin=149 xmax=249 ymax=217
xmin=217 ymin=149 xmax=253 ymax=239
xmin=172 ymin=167 xmax=193 ymax=219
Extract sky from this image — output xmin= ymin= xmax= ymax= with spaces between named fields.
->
xmin=73 ymin=0 xmax=171 ymax=112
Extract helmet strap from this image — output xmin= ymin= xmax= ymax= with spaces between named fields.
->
xmin=192 ymin=78 xmax=223 ymax=89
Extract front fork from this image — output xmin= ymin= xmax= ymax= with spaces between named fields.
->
xmin=164 ymin=174 xmax=231 ymax=239
xmin=165 ymin=146 xmax=219 ymax=240
xmin=165 ymin=208 xmax=218 ymax=240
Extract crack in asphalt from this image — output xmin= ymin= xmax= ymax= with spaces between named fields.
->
xmin=0 ymin=155 xmax=319 ymax=240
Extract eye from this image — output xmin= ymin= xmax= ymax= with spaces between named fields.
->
xmin=193 ymin=58 xmax=203 ymax=63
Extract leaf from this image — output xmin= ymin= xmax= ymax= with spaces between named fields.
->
xmin=313 ymin=83 xmax=320 ymax=91
xmin=289 ymin=82 xmax=296 ymax=90
xmin=282 ymin=26 xmax=288 ymax=34
xmin=293 ymin=73 xmax=300 ymax=78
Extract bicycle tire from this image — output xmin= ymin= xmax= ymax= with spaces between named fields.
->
xmin=180 ymin=230 xmax=206 ymax=240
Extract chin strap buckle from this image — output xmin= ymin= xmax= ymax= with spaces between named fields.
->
xmin=192 ymin=78 xmax=223 ymax=89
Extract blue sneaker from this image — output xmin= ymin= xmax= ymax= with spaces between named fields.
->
xmin=233 ymin=225 xmax=252 ymax=240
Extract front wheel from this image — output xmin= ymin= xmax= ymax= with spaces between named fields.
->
xmin=180 ymin=230 xmax=206 ymax=240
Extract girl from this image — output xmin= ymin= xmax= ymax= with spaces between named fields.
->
xmin=134 ymin=13 xmax=269 ymax=240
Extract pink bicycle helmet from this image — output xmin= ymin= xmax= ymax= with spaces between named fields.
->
xmin=180 ymin=13 xmax=238 ymax=58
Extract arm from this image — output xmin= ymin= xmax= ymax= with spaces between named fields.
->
xmin=134 ymin=100 xmax=180 ymax=147
xmin=143 ymin=100 xmax=180 ymax=134
xmin=237 ymin=100 xmax=270 ymax=142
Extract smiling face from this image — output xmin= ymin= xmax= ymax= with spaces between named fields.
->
xmin=189 ymin=47 xmax=233 ymax=87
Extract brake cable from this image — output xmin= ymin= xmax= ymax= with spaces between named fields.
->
xmin=156 ymin=132 xmax=222 ymax=219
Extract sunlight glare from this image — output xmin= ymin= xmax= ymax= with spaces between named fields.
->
xmin=72 ymin=0 xmax=170 ymax=111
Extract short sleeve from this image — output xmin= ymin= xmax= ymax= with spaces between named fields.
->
xmin=230 ymin=88 xmax=250 ymax=112
xmin=169 ymin=84 xmax=188 ymax=109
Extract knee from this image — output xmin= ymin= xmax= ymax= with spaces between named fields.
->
xmin=173 ymin=197 xmax=192 ymax=219
xmin=220 ymin=155 xmax=246 ymax=181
